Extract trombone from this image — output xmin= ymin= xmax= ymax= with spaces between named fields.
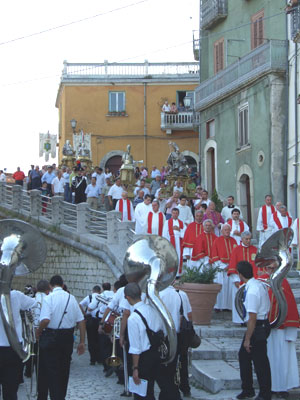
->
xmin=105 ymin=315 xmax=122 ymax=367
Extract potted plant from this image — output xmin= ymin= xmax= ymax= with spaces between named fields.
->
xmin=177 ymin=264 xmax=222 ymax=325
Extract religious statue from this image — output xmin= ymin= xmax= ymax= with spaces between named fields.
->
xmin=167 ymin=141 xmax=188 ymax=176
xmin=62 ymin=140 xmax=75 ymax=157
xmin=121 ymin=144 xmax=134 ymax=168
xmin=78 ymin=142 xmax=90 ymax=159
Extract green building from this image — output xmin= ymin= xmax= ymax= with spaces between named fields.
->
xmin=194 ymin=0 xmax=287 ymax=231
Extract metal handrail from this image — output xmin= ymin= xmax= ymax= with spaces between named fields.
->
xmin=62 ymin=201 xmax=77 ymax=230
xmin=87 ymin=207 xmax=108 ymax=239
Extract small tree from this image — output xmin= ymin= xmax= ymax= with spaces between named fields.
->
xmin=211 ymin=189 xmax=223 ymax=212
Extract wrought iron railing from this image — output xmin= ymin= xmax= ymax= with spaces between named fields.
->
xmin=201 ymin=0 xmax=228 ymax=30
xmin=87 ymin=208 xmax=108 ymax=239
xmin=195 ymin=40 xmax=287 ymax=111
xmin=62 ymin=201 xmax=77 ymax=230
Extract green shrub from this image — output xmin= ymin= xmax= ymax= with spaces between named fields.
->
xmin=180 ymin=264 xmax=219 ymax=284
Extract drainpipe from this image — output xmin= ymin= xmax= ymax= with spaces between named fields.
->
xmin=144 ymin=82 xmax=147 ymax=166
xmin=198 ymin=0 xmax=202 ymax=181
xmin=295 ymin=41 xmax=298 ymax=217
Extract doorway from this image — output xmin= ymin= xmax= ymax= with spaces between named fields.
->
xmin=239 ymin=173 xmax=252 ymax=231
xmin=206 ymin=147 xmax=215 ymax=195
xmin=105 ymin=155 xmax=122 ymax=176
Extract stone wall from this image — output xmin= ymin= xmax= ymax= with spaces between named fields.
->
xmin=12 ymin=234 xmax=116 ymax=302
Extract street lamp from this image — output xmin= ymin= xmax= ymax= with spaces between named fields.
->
xmin=70 ymin=119 xmax=77 ymax=133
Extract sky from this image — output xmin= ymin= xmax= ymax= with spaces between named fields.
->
xmin=0 ymin=0 xmax=199 ymax=173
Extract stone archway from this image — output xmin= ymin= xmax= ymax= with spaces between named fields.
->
xmin=181 ymin=150 xmax=199 ymax=172
xmin=100 ymin=151 xmax=123 ymax=174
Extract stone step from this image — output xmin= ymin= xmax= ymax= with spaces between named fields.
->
xmin=190 ymin=387 xmax=300 ymax=400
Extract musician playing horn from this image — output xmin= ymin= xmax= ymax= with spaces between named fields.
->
xmin=0 ymin=291 xmax=36 ymax=399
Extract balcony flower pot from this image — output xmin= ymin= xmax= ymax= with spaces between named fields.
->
xmin=177 ymin=264 xmax=222 ymax=325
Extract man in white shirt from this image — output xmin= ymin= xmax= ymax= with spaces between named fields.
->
xmin=134 ymin=194 xmax=152 ymax=234
xmin=269 ymin=205 xmax=293 ymax=232
xmin=162 ymin=101 xmax=170 ymax=112
xmin=134 ymin=179 xmax=150 ymax=197
xmin=116 ymin=191 xmax=135 ymax=222
xmin=236 ymin=261 xmax=271 ymax=400
xmin=85 ymin=177 xmax=101 ymax=210
xmin=51 ymin=169 xmax=65 ymax=196
xmin=163 ymin=208 xmax=186 ymax=275
xmin=228 ymin=208 xmax=249 ymax=245
xmin=108 ymin=178 xmax=124 ymax=209
xmin=37 ymin=275 xmax=85 ymax=400
xmin=221 ymin=195 xmax=243 ymax=222
xmin=177 ymin=195 xmax=194 ymax=226
xmin=256 ymin=195 xmax=276 ymax=248
xmin=194 ymin=189 xmax=211 ymax=209
xmin=150 ymin=166 xmax=161 ymax=179
xmin=125 ymin=283 xmax=165 ymax=399
xmin=92 ymin=167 xmax=105 ymax=193
xmin=145 ymin=200 xmax=165 ymax=235
xmin=79 ymin=285 xmax=101 ymax=365
xmin=0 ymin=290 xmax=36 ymax=399
xmin=0 ymin=169 xmax=6 ymax=182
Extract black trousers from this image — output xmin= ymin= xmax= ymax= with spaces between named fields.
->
xmin=156 ymin=353 xmax=181 ymax=400
xmin=86 ymin=317 xmax=101 ymax=363
xmin=134 ymin=349 xmax=160 ymax=400
xmin=42 ymin=329 xmax=74 ymax=400
xmin=0 ymin=346 xmax=22 ymax=400
xmin=238 ymin=320 xmax=271 ymax=400
xmin=99 ymin=333 xmax=112 ymax=367
xmin=37 ymin=345 xmax=50 ymax=400
xmin=178 ymin=348 xmax=190 ymax=393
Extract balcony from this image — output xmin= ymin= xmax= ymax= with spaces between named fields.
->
xmin=201 ymin=0 xmax=228 ymax=30
xmin=290 ymin=5 xmax=300 ymax=43
xmin=160 ymin=112 xmax=200 ymax=134
xmin=195 ymin=40 xmax=287 ymax=112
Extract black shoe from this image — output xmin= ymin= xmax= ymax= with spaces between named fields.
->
xmin=105 ymin=367 xmax=114 ymax=377
xmin=90 ymin=361 xmax=96 ymax=365
xmin=236 ymin=390 xmax=255 ymax=399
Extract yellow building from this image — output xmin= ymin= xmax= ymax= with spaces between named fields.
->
xmin=56 ymin=61 xmax=200 ymax=174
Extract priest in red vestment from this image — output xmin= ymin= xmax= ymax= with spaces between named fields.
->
xmin=115 ymin=191 xmax=135 ymax=222
xmin=228 ymin=231 xmax=257 ymax=323
xmin=182 ymin=210 xmax=204 ymax=267
xmin=211 ymin=224 xmax=237 ymax=310
xmin=146 ymin=200 xmax=165 ymax=236
xmin=260 ymin=266 xmax=300 ymax=395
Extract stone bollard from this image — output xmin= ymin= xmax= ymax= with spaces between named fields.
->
xmin=76 ymin=202 xmax=89 ymax=234
xmin=12 ymin=185 xmax=22 ymax=212
xmin=106 ymin=210 xmax=122 ymax=244
xmin=118 ymin=221 xmax=135 ymax=250
xmin=30 ymin=189 xmax=41 ymax=216
xmin=51 ymin=196 xmax=63 ymax=225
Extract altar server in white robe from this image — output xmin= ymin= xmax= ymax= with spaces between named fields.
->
xmin=134 ymin=194 xmax=152 ymax=234
xmin=115 ymin=191 xmax=135 ymax=222
xmin=163 ymin=208 xmax=186 ymax=275
xmin=145 ymin=200 xmax=165 ymax=236
xmin=177 ymin=195 xmax=194 ymax=226
xmin=256 ymin=194 xmax=276 ymax=248
xmin=268 ymin=205 xmax=293 ymax=233
xmin=262 ymin=266 xmax=300 ymax=396
xmin=228 ymin=208 xmax=249 ymax=245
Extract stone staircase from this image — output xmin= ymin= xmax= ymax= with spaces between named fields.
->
xmin=190 ymin=276 xmax=300 ymax=399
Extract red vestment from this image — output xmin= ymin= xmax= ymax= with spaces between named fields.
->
xmin=117 ymin=199 xmax=132 ymax=221
xmin=262 ymin=204 xmax=275 ymax=230
xmin=183 ymin=222 xmax=203 ymax=249
xmin=227 ymin=244 xmax=258 ymax=277
xmin=228 ymin=219 xmax=245 ymax=233
xmin=260 ymin=275 xmax=300 ymax=329
xmin=147 ymin=211 xmax=164 ymax=236
xmin=192 ymin=232 xmax=217 ymax=262
xmin=211 ymin=236 xmax=238 ymax=264
xmin=272 ymin=213 xmax=292 ymax=229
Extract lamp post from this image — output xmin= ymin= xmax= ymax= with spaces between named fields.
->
xmin=183 ymin=96 xmax=192 ymax=111
xmin=70 ymin=119 xmax=77 ymax=133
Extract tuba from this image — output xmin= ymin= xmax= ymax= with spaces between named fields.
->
xmin=0 ymin=219 xmax=47 ymax=361
xmin=235 ymin=228 xmax=294 ymax=329
xmin=123 ymin=235 xmax=178 ymax=363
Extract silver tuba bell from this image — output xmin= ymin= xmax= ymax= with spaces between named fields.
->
xmin=123 ymin=234 xmax=178 ymax=363
xmin=235 ymin=228 xmax=294 ymax=329
xmin=0 ymin=219 xmax=47 ymax=361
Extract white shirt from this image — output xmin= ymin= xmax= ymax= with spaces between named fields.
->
xmin=85 ymin=184 xmax=101 ymax=198
xmin=194 ymin=199 xmax=211 ymax=208
xmin=128 ymin=301 xmax=164 ymax=355
xmin=0 ymin=291 xmax=36 ymax=346
xmin=33 ymin=292 xmax=48 ymax=327
xmin=40 ymin=287 xmax=83 ymax=329
xmin=243 ymin=278 xmax=270 ymax=322
xmin=80 ymin=294 xmax=96 ymax=317
xmin=92 ymin=172 xmax=105 ymax=190
xmin=292 ymin=218 xmax=299 ymax=246
xmin=160 ymin=286 xmax=182 ymax=333
xmin=0 ymin=173 xmax=6 ymax=182
xmin=256 ymin=204 xmax=274 ymax=232
xmin=108 ymin=287 xmax=127 ymax=313
xmin=52 ymin=176 xmax=65 ymax=194
xmin=134 ymin=186 xmax=150 ymax=197
xmin=89 ymin=290 xmax=115 ymax=317
xmin=116 ymin=199 xmax=135 ymax=222
xmin=134 ymin=202 xmax=152 ymax=234
xmin=269 ymin=213 xmax=292 ymax=232
xmin=108 ymin=184 xmax=123 ymax=200
xmin=177 ymin=204 xmax=194 ymax=225
xmin=229 ymin=218 xmax=249 ymax=245
xmin=173 ymin=186 xmax=183 ymax=193
xmin=151 ymin=169 xmax=161 ymax=179
xmin=221 ymin=205 xmax=243 ymax=222
xmin=147 ymin=211 xmax=166 ymax=235
xmin=63 ymin=172 xmax=70 ymax=185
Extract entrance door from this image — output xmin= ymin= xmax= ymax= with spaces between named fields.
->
xmin=206 ymin=148 xmax=215 ymax=195
xmin=105 ymin=156 xmax=122 ymax=176
xmin=239 ymin=174 xmax=252 ymax=231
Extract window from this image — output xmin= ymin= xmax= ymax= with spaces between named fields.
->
xmin=214 ymin=38 xmax=224 ymax=74
xmin=206 ymin=119 xmax=215 ymax=139
xmin=251 ymin=9 xmax=264 ymax=50
xmin=238 ymin=104 xmax=249 ymax=148
xmin=109 ymin=92 xmax=125 ymax=112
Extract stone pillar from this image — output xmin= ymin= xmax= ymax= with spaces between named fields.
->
xmin=106 ymin=210 xmax=122 ymax=244
xmin=118 ymin=221 xmax=135 ymax=251
xmin=51 ymin=196 xmax=63 ymax=225
xmin=30 ymin=189 xmax=41 ymax=216
xmin=76 ymin=202 xmax=89 ymax=233
xmin=12 ymin=185 xmax=22 ymax=212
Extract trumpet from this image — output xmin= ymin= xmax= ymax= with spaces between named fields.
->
xmin=105 ymin=316 xmax=122 ymax=367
